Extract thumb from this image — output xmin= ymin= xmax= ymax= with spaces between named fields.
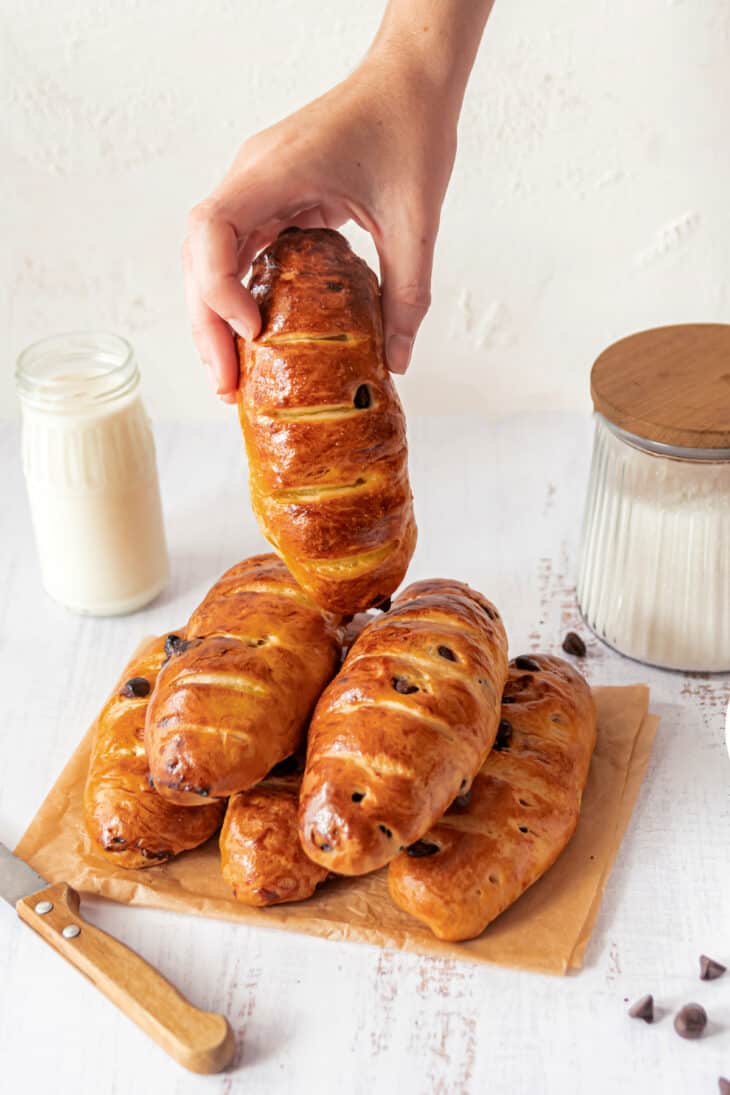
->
xmin=376 ymin=217 xmax=436 ymax=374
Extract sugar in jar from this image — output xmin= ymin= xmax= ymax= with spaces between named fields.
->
xmin=16 ymin=331 xmax=169 ymax=616
xmin=577 ymin=324 xmax=730 ymax=672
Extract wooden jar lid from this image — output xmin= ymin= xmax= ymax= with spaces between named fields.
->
xmin=591 ymin=324 xmax=730 ymax=449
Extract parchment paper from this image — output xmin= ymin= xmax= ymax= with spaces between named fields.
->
xmin=15 ymin=654 xmax=656 ymax=975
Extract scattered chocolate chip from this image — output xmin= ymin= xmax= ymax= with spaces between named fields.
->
xmin=392 ymin=676 xmax=419 ymax=695
xmin=562 ymin=631 xmax=587 ymax=657
xmin=378 ymin=597 xmax=392 ymax=612
xmin=628 ymin=995 xmax=654 ymax=1023
xmin=121 ymin=676 xmax=150 ymax=698
xmin=406 ymin=840 xmax=440 ymax=858
xmin=164 ymin=634 xmax=188 ymax=657
xmin=325 ymin=280 xmax=343 ymax=291
xmin=379 ymin=824 xmax=393 ymax=839
xmin=518 ymin=825 xmax=529 ymax=834
xmin=351 ymin=791 xmax=365 ymax=803
xmin=674 ymin=1003 xmax=707 ymax=1039
xmin=494 ymin=719 xmax=513 ymax=751
xmin=437 ymin=645 xmax=456 ymax=661
xmin=719 ymin=1078 xmax=730 ymax=1095
xmin=700 ymin=954 xmax=726 ymax=981
xmin=353 ymin=384 xmax=371 ymax=409
xmin=514 ymin=656 xmax=540 ymax=671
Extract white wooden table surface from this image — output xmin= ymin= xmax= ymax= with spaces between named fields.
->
xmin=1 ymin=412 xmax=728 ymax=1095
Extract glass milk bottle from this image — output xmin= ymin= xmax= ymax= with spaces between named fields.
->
xmin=577 ymin=323 xmax=730 ymax=671
xmin=16 ymin=332 xmax=169 ymax=615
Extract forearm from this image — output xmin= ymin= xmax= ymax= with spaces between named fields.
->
xmin=368 ymin=0 xmax=495 ymax=119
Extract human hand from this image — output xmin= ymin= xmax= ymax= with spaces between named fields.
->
xmin=183 ymin=52 xmax=458 ymax=403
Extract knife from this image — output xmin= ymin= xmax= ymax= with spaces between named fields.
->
xmin=0 ymin=841 xmax=235 ymax=1073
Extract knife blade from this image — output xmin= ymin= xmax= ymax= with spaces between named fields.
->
xmin=1 ymin=839 xmax=235 ymax=1074
xmin=0 ymin=840 xmax=48 ymax=905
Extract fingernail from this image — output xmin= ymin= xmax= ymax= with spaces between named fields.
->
xmin=386 ymin=334 xmax=413 ymax=374
xmin=228 ymin=318 xmax=253 ymax=340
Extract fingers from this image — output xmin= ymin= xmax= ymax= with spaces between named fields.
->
xmin=183 ymin=242 xmax=241 ymax=397
xmin=376 ymin=212 xmax=437 ymax=374
xmin=187 ymin=206 xmax=262 ymax=341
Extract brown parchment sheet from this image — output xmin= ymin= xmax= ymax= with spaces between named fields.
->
xmin=16 ymin=661 xmax=657 ymax=976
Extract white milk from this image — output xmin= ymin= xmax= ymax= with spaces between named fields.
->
xmin=578 ymin=415 xmax=730 ymax=672
xmin=16 ymin=332 xmax=169 ymax=615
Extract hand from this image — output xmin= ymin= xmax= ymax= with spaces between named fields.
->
xmin=183 ymin=53 xmax=458 ymax=403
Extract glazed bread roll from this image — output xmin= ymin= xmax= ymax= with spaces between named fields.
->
xmin=387 ymin=655 xmax=597 ymax=941
xmin=146 ymin=555 xmax=341 ymax=805
xmin=220 ymin=757 xmax=329 ymax=906
xmin=84 ymin=635 xmax=224 ymax=868
xmin=298 ymin=579 xmax=509 ymax=875
xmin=236 ymin=227 xmax=417 ymax=615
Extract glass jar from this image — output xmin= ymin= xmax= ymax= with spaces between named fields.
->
xmin=577 ymin=324 xmax=730 ymax=672
xmin=16 ymin=332 xmax=169 ymax=616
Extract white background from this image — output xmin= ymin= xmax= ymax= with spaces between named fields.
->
xmin=3 ymin=0 xmax=730 ymax=422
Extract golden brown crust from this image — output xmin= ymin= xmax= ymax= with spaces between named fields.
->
xmin=220 ymin=766 xmax=329 ymax=907
xmin=236 ymin=228 xmax=417 ymax=614
xmin=145 ymin=554 xmax=341 ymax=805
xmin=387 ymin=655 xmax=597 ymax=941
xmin=83 ymin=635 xmax=224 ymax=869
xmin=298 ymin=579 xmax=509 ymax=875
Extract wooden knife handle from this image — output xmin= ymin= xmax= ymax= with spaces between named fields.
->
xmin=16 ymin=881 xmax=236 ymax=1074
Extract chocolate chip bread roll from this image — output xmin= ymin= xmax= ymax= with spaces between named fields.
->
xmin=298 ymin=579 xmax=509 ymax=875
xmin=387 ymin=655 xmax=597 ymax=941
xmin=236 ymin=228 xmax=417 ymax=615
xmin=145 ymin=555 xmax=341 ymax=805
xmin=84 ymin=635 xmax=224 ymax=868
xmin=220 ymin=757 xmax=329 ymax=907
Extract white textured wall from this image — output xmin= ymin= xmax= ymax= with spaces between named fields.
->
xmin=3 ymin=0 xmax=729 ymax=422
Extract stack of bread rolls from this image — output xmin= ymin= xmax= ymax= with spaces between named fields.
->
xmin=83 ymin=229 xmax=596 ymax=941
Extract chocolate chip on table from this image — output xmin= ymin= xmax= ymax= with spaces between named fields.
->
xmin=406 ymin=840 xmax=440 ymax=858
xmin=628 ymin=995 xmax=654 ymax=1023
xmin=164 ymin=634 xmax=188 ymax=657
xmin=437 ymin=645 xmax=456 ymax=661
xmin=353 ymin=384 xmax=371 ymax=409
xmin=700 ymin=954 xmax=726 ymax=981
xmin=120 ymin=676 xmax=150 ymax=698
xmin=673 ymin=1003 xmax=707 ymax=1039
xmin=392 ymin=676 xmax=419 ymax=695
xmin=514 ymin=655 xmax=540 ymax=671
xmin=562 ymin=631 xmax=587 ymax=657
xmin=494 ymin=719 xmax=513 ymax=751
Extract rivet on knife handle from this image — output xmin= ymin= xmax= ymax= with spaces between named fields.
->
xmin=16 ymin=881 xmax=236 ymax=1074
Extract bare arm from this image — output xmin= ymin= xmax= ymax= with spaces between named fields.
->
xmin=184 ymin=0 xmax=495 ymax=402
